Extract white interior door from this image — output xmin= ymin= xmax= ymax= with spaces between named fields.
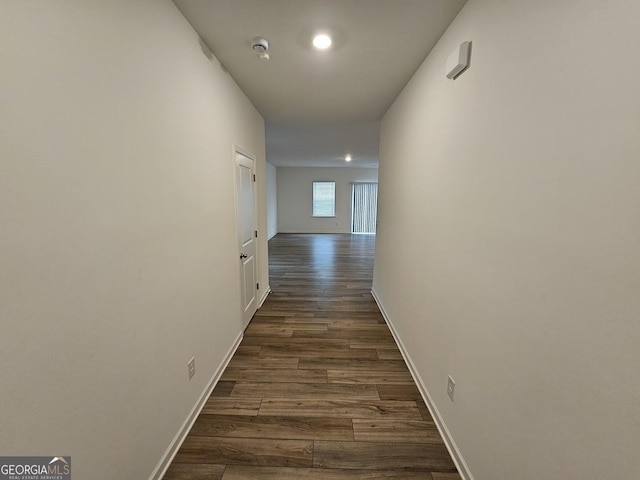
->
xmin=235 ymin=151 xmax=257 ymax=327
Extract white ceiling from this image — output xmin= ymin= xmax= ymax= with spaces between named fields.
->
xmin=173 ymin=0 xmax=467 ymax=167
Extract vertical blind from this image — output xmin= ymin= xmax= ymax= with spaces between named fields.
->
xmin=312 ymin=181 xmax=336 ymax=217
xmin=351 ymin=182 xmax=378 ymax=234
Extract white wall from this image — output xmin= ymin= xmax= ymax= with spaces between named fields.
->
xmin=278 ymin=167 xmax=378 ymax=233
xmin=373 ymin=1 xmax=640 ymax=479
xmin=266 ymin=162 xmax=278 ymax=239
xmin=0 ymin=2 xmax=267 ymax=479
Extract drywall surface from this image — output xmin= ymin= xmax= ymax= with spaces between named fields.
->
xmin=277 ymin=167 xmax=378 ymax=233
xmin=373 ymin=0 xmax=640 ymax=479
xmin=267 ymin=162 xmax=278 ymax=239
xmin=0 ymin=1 xmax=265 ymax=479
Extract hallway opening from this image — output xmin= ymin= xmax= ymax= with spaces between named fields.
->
xmin=165 ymin=234 xmax=460 ymax=479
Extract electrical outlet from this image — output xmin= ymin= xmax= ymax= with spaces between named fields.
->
xmin=188 ymin=357 xmax=196 ymax=380
xmin=447 ymin=375 xmax=456 ymax=401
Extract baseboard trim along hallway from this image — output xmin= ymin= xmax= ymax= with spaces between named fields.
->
xmin=150 ymin=332 xmax=244 ymax=480
xmin=258 ymin=286 xmax=271 ymax=309
xmin=371 ymin=288 xmax=474 ymax=480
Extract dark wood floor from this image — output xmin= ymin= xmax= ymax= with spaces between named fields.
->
xmin=165 ymin=234 xmax=460 ymax=479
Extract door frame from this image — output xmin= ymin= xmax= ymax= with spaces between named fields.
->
xmin=232 ymin=145 xmax=259 ymax=328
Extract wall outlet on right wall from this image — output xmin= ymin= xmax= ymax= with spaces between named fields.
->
xmin=447 ymin=375 xmax=456 ymax=401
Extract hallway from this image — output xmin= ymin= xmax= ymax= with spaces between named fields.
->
xmin=165 ymin=234 xmax=459 ymax=479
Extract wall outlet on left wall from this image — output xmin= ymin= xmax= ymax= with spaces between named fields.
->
xmin=188 ymin=357 xmax=196 ymax=380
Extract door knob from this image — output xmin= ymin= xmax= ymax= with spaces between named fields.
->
xmin=240 ymin=253 xmax=248 ymax=259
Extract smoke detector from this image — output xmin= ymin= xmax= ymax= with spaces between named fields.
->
xmin=251 ymin=37 xmax=270 ymax=61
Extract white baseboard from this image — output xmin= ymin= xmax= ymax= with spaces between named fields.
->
xmin=148 ymin=331 xmax=244 ymax=480
xmin=258 ymin=286 xmax=271 ymax=308
xmin=277 ymin=230 xmax=352 ymax=234
xmin=371 ymin=288 xmax=474 ymax=480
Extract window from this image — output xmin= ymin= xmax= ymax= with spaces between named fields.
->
xmin=312 ymin=181 xmax=335 ymax=217
xmin=351 ymin=182 xmax=378 ymax=234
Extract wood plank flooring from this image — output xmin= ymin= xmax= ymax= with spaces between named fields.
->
xmin=165 ymin=234 xmax=459 ymax=479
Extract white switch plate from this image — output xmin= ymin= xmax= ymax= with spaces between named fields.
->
xmin=447 ymin=375 xmax=456 ymax=401
xmin=188 ymin=357 xmax=196 ymax=380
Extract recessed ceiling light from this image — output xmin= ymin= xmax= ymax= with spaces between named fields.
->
xmin=313 ymin=33 xmax=332 ymax=50
xmin=345 ymin=154 xmax=352 ymax=162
